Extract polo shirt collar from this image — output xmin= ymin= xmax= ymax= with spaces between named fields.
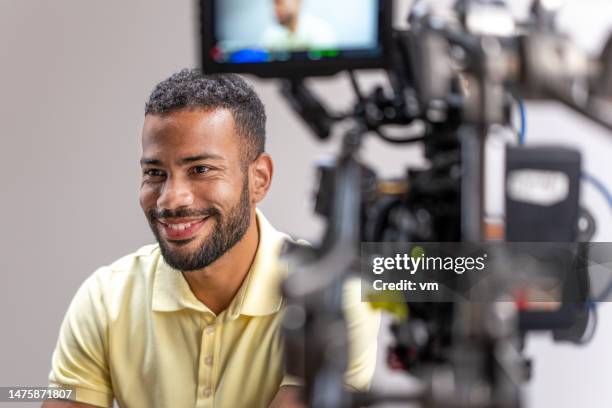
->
xmin=152 ymin=209 xmax=287 ymax=318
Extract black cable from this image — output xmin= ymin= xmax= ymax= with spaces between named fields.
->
xmin=348 ymin=70 xmax=425 ymax=144
xmin=375 ymin=127 xmax=426 ymax=144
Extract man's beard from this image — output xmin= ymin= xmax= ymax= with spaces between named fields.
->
xmin=147 ymin=175 xmax=251 ymax=272
xmin=279 ymin=14 xmax=296 ymax=28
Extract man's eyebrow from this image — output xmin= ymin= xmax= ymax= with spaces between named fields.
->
xmin=139 ymin=154 xmax=225 ymax=167
xmin=180 ymin=154 xmax=224 ymax=164
xmin=140 ymin=158 xmax=163 ymax=166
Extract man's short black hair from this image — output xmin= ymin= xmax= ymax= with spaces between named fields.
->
xmin=145 ymin=69 xmax=266 ymax=164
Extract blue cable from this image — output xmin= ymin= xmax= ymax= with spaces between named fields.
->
xmin=518 ymin=98 xmax=526 ymax=146
xmin=582 ymin=172 xmax=612 ymax=209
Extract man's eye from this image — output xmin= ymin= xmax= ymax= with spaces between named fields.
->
xmin=144 ymin=169 xmax=165 ymax=177
xmin=193 ymin=166 xmax=211 ymax=174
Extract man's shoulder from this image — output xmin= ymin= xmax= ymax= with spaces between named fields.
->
xmin=108 ymin=243 xmax=160 ymax=269
xmin=60 ymin=245 xmax=163 ymax=333
xmin=84 ymin=244 xmax=161 ymax=303
xmin=93 ymin=244 xmax=160 ymax=277
xmin=299 ymin=14 xmax=336 ymax=45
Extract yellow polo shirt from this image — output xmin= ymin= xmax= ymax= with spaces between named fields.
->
xmin=48 ymin=210 xmax=380 ymax=408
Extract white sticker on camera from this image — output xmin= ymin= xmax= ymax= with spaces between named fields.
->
xmin=507 ymin=169 xmax=569 ymax=206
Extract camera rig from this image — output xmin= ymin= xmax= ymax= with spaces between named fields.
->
xmin=279 ymin=1 xmax=612 ymax=407
xmin=200 ymin=0 xmax=612 ymax=406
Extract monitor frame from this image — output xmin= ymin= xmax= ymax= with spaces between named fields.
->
xmin=199 ymin=0 xmax=393 ymax=78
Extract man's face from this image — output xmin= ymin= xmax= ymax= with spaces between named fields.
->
xmin=139 ymin=109 xmax=252 ymax=272
xmin=273 ymin=0 xmax=301 ymax=27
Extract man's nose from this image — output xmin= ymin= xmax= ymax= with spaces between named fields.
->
xmin=157 ymin=178 xmax=194 ymax=210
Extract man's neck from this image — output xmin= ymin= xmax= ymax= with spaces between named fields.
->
xmin=287 ymin=16 xmax=298 ymax=34
xmin=181 ymin=211 xmax=260 ymax=315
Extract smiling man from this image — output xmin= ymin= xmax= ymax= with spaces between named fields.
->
xmin=43 ymin=70 xmax=380 ymax=408
xmin=261 ymin=0 xmax=337 ymax=51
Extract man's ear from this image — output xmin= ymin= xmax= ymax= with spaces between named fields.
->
xmin=249 ymin=153 xmax=274 ymax=204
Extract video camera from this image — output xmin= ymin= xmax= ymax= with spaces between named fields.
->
xmin=199 ymin=0 xmax=612 ymax=406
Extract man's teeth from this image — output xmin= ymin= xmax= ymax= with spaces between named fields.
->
xmin=165 ymin=220 xmax=201 ymax=231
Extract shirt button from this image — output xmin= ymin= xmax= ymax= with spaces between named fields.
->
xmin=205 ymin=326 xmax=215 ymax=335
xmin=204 ymin=356 xmax=213 ymax=366
xmin=203 ymin=388 xmax=211 ymax=398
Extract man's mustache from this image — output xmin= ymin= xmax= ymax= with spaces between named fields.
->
xmin=148 ymin=207 xmax=220 ymax=221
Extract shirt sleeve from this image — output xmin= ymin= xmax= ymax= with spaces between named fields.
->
xmin=342 ymin=277 xmax=382 ymax=391
xmin=48 ymin=270 xmax=114 ymax=408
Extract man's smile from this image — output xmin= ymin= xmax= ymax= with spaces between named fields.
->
xmin=157 ymin=216 xmax=210 ymax=241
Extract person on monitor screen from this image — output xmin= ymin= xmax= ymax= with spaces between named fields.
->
xmin=43 ymin=69 xmax=380 ymax=408
xmin=261 ymin=0 xmax=337 ymax=51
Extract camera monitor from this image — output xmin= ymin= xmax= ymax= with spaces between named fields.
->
xmin=200 ymin=0 xmax=392 ymax=77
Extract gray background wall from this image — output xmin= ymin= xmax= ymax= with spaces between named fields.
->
xmin=1 ymin=0 xmax=612 ymax=407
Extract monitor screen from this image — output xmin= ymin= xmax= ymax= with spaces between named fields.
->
xmin=200 ymin=0 xmax=392 ymax=77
